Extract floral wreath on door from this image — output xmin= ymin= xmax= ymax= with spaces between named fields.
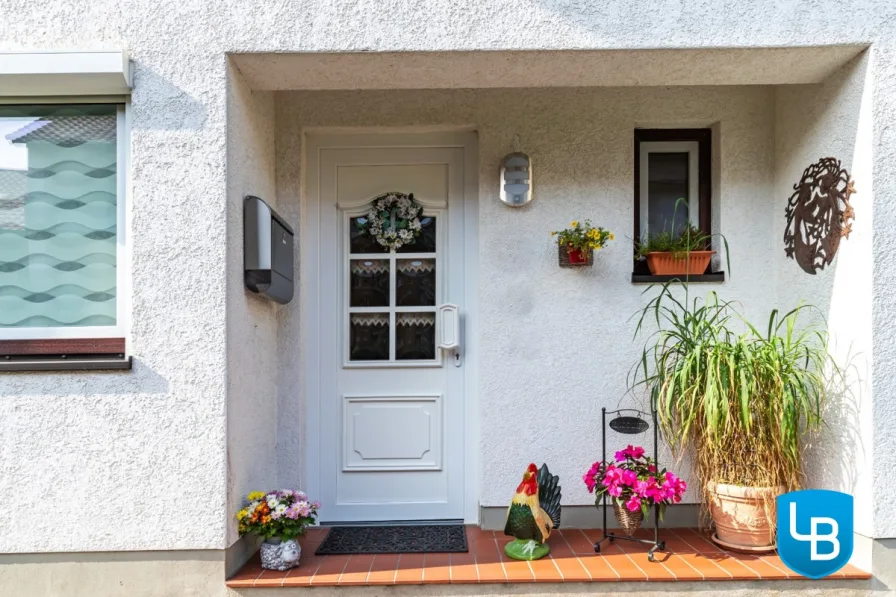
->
xmin=362 ymin=192 xmax=424 ymax=252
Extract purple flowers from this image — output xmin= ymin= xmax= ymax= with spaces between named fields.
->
xmin=582 ymin=445 xmax=687 ymax=516
xmin=236 ymin=489 xmax=320 ymax=541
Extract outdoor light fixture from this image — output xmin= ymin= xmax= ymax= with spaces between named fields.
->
xmin=499 ymin=152 xmax=533 ymax=207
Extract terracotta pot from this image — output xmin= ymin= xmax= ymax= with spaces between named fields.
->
xmin=707 ymin=482 xmax=783 ymax=552
xmin=645 ymin=251 xmax=715 ymax=275
xmin=567 ymin=248 xmax=590 ymax=264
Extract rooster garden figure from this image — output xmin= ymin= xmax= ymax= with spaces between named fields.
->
xmin=503 ymin=463 xmax=562 ymax=560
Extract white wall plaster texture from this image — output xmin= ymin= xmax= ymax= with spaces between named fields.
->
xmin=0 ymin=0 xmax=895 ymax=553
xmin=225 ymin=63 xmax=279 ymax=547
xmin=774 ymin=54 xmax=875 ymax=538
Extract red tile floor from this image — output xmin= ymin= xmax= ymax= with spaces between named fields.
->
xmin=227 ymin=526 xmax=871 ymax=588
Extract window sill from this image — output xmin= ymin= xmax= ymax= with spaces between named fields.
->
xmin=631 ymin=272 xmax=726 ymax=284
xmin=0 ymin=356 xmax=132 ymax=372
xmin=0 ymin=338 xmax=130 ymax=372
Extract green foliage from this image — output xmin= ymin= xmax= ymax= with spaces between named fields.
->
xmin=635 ymin=223 xmax=711 ymax=259
xmin=630 ymin=285 xmax=837 ymax=500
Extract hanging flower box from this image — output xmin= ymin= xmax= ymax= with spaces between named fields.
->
xmin=552 ymin=220 xmax=613 ymax=268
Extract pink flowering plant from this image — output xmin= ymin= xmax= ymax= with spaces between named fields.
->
xmin=236 ymin=490 xmax=320 ymax=541
xmin=583 ymin=445 xmax=687 ymax=519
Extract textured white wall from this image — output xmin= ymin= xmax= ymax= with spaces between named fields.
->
xmin=0 ymin=11 xmax=232 ymax=553
xmin=224 ymin=62 xmax=280 ymax=547
xmin=774 ymin=54 xmax=875 ymax=537
xmin=274 ymin=85 xmax=778 ymax=510
xmin=1 ymin=0 xmax=895 ymax=554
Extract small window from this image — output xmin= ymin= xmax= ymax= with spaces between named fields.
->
xmin=633 ymin=129 xmax=711 ymax=271
xmin=0 ymin=104 xmax=125 ymax=339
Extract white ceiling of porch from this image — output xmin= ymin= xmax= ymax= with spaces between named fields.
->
xmin=231 ymin=46 xmax=865 ymax=90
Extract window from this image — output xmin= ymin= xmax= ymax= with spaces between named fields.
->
xmin=0 ymin=104 xmax=125 ymax=340
xmin=345 ymin=211 xmax=441 ymax=366
xmin=633 ymin=129 xmax=711 ymax=274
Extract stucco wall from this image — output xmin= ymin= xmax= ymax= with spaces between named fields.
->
xmin=0 ymin=14 xmax=231 ymax=553
xmin=2 ymin=0 xmax=896 ymax=556
xmin=274 ymin=85 xmax=778 ymax=510
xmin=774 ymin=54 xmax=875 ymax=538
xmin=224 ymin=62 xmax=280 ymax=547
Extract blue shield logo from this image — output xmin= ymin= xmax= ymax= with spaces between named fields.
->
xmin=777 ymin=490 xmax=853 ymax=579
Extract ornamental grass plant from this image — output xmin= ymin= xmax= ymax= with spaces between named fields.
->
xmin=630 ymin=284 xmax=838 ymax=525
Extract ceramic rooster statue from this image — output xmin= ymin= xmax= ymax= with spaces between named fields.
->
xmin=503 ymin=463 xmax=562 ymax=560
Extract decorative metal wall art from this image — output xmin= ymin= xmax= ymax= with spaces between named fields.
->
xmin=784 ymin=157 xmax=856 ymax=274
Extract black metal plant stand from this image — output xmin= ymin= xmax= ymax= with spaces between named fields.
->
xmin=593 ymin=407 xmax=666 ymax=562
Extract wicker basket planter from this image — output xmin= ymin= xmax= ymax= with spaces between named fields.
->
xmin=612 ymin=502 xmax=644 ymax=536
xmin=645 ymin=251 xmax=715 ymax=275
xmin=558 ymin=244 xmax=593 ymax=267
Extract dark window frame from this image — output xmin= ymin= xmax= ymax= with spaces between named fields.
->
xmin=633 ymin=128 xmax=712 ymax=250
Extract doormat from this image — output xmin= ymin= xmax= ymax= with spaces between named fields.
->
xmin=315 ymin=524 xmax=468 ymax=555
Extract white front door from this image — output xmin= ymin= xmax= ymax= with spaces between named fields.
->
xmin=306 ymin=134 xmax=475 ymax=522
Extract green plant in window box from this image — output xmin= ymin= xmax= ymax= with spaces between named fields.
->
xmin=551 ymin=219 xmax=614 ymax=265
xmin=635 ymin=223 xmax=711 ymax=260
xmin=636 ymin=198 xmax=727 ymax=275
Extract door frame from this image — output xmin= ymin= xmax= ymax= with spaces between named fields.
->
xmin=302 ymin=130 xmax=479 ymax=523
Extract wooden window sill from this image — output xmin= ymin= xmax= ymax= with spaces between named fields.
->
xmin=631 ymin=272 xmax=726 ymax=284
xmin=0 ymin=338 xmax=130 ymax=372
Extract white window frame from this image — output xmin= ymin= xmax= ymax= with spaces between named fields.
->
xmin=638 ymin=140 xmax=700 ymax=239
xmin=0 ymin=100 xmax=129 ymax=340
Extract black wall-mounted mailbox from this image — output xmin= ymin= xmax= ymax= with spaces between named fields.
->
xmin=244 ymin=195 xmax=294 ymax=304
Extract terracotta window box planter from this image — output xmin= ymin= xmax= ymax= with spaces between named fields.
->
xmin=645 ymin=250 xmax=715 ymax=276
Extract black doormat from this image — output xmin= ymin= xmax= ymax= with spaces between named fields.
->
xmin=315 ymin=524 xmax=468 ymax=555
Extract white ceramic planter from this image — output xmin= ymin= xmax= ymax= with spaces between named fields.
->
xmin=259 ymin=538 xmax=302 ymax=571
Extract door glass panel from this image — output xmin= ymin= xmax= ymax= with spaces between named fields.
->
xmin=349 ymin=216 xmax=389 ymax=254
xmin=350 ymin=313 xmax=390 ymax=360
xmin=647 ymin=152 xmax=689 ymax=235
xmin=346 ymin=210 xmax=440 ymax=364
xmin=396 ymin=259 xmax=435 ymax=306
xmin=350 ymin=259 xmax=389 ymax=307
xmin=396 ymin=216 xmax=436 ymax=253
xmin=396 ymin=312 xmax=436 ymax=360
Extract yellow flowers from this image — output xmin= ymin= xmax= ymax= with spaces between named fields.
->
xmin=236 ymin=508 xmax=249 ymax=521
xmin=551 ymin=219 xmax=614 ymax=256
xmin=247 ymin=491 xmax=266 ymax=501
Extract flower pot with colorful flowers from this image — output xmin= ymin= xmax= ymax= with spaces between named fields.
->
xmin=552 ymin=220 xmax=614 ymax=267
xmin=236 ymin=490 xmax=320 ymax=571
xmin=583 ymin=445 xmax=687 ymax=536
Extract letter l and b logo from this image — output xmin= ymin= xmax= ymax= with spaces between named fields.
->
xmin=777 ymin=490 xmax=853 ymax=579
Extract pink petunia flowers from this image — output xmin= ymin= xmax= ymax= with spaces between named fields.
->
xmin=582 ymin=445 xmax=687 ymax=517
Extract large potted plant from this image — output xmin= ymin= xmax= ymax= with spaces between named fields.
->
xmin=631 ymin=286 xmax=835 ymax=552
xmin=636 ymin=223 xmax=716 ymax=275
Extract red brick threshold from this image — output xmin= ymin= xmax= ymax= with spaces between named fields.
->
xmin=226 ymin=526 xmax=871 ymax=588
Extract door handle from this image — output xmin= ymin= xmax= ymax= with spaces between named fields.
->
xmin=437 ymin=304 xmax=461 ymax=366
